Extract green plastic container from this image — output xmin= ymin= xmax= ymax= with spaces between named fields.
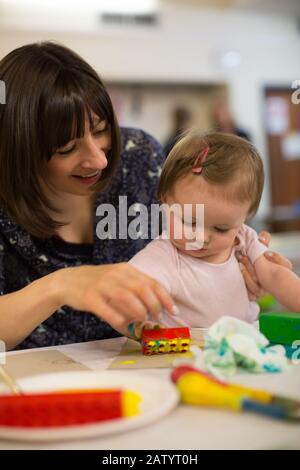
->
xmin=259 ymin=311 xmax=300 ymax=345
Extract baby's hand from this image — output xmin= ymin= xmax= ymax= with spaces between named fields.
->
xmin=127 ymin=320 xmax=162 ymax=341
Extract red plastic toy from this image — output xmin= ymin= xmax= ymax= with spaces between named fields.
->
xmin=0 ymin=389 xmax=140 ymax=427
xmin=141 ymin=327 xmax=190 ymax=355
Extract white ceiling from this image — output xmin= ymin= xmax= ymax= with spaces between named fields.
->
xmin=160 ymin=0 xmax=300 ymax=18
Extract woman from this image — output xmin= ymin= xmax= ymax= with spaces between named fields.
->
xmin=0 ymin=42 xmax=289 ymax=350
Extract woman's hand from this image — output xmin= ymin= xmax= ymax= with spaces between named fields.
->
xmin=237 ymin=230 xmax=293 ymax=301
xmin=54 ymin=263 xmax=177 ymax=333
xmin=127 ymin=320 xmax=162 ymax=341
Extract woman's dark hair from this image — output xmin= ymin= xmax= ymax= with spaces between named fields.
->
xmin=0 ymin=41 xmax=120 ymax=238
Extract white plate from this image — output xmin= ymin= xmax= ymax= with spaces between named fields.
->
xmin=0 ymin=371 xmax=179 ymax=442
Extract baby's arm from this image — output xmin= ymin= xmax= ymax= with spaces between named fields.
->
xmin=254 ymin=255 xmax=300 ymax=312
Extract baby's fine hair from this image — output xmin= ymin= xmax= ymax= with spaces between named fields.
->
xmin=158 ymin=131 xmax=264 ymax=217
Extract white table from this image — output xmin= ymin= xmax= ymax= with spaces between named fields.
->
xmin=1 ymin=337 xmax=300 ymax=450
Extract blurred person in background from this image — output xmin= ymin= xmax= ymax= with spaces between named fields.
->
xmin=212 ymin=101 xmax=251 ymax=141
xmin=164 ymin=106 xmax=193 ymax=155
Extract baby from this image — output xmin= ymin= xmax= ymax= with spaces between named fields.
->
xmin=129 ymin=131 xmax=300 ymax=328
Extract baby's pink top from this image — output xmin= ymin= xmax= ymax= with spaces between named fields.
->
xmin=129 ymin=224 xmax=268 ymax=327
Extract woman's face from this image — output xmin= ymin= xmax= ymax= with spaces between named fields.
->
xmin=44 ymin=116 xmax=111 ymax=196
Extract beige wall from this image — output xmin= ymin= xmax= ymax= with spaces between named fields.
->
xmin=108 ymin=83 xmax=228 ymax=144
xmin=1 ymin=3 xmax=300 ymax=217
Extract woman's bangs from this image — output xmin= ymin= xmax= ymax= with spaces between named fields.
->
xmin=42 ymin=89 xmax=87 ymax=160
xmin=43 ymin=84 xmax=112 ymax=160
xmin=85 ymin=84 xmax=113 ymax=131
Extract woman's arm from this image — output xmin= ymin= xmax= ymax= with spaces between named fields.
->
xmin=0 ymin=263 xmax=176 ymax=350
xmin=254 ymin=256 xmax=300 ymax=312
xmin=0 ymin=271 xmax=62 ymax=350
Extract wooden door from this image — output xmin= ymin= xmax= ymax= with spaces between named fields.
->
xmin=264 ymin=87 xmax=300 ymax=232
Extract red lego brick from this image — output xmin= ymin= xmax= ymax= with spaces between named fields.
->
xmin=141 ymin=327 xmax=190 ymax=355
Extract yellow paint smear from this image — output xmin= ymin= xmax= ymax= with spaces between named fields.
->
xmin=118 ymin=360 xmax=137 ymax=365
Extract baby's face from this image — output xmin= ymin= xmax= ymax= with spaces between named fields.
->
xmin=163 ymin=174 xmax=251 ymax=263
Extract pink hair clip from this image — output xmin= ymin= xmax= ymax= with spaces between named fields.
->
xmin=192 ymin=145 xmax=210 ymax=174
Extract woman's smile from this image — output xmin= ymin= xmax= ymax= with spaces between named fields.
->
xmin=71 ymin=170 xmax=102 ymax=185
